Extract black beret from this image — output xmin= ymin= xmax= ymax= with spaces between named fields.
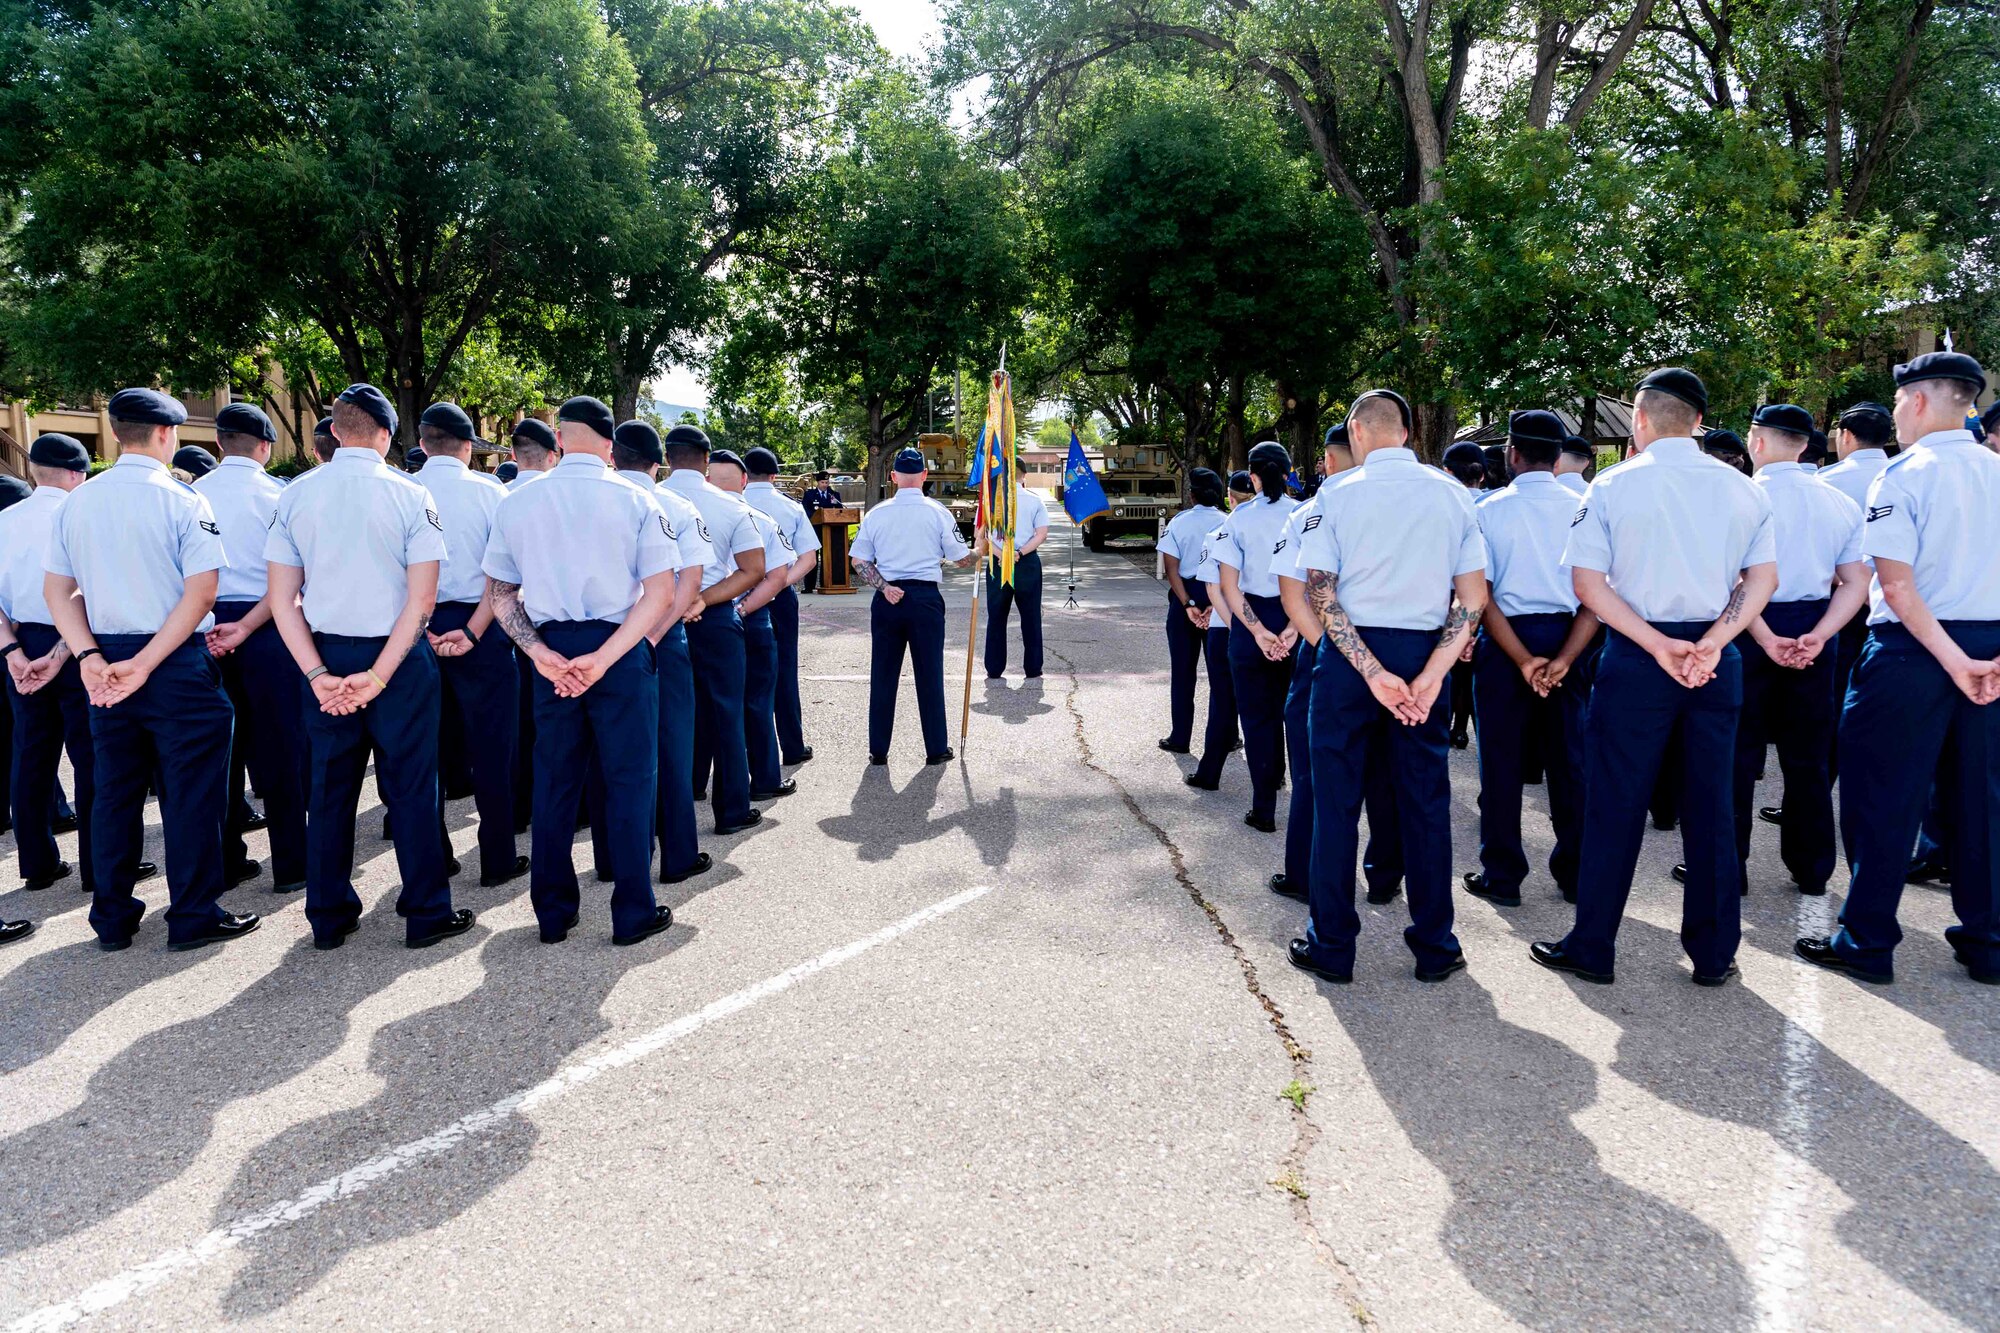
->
xmin=404 ymin=447 xmax=427 ymax=471
xmin=172 ymin=445 xmax=217 ymax=477
xmin=1227 ymin=470 xmax=1253 ymax=492
xmin=30 ymin=432 xmax=91 ymax=472
xmin=556 ymin=395 xmax=616 ymax=440
xmin=313 ymin=415 xmax=335 ymax=438
xmin=1561 ymin=433 xmax=1594 ymax=458
xmin=1322 ymin=423 xmax=1349 ymax=448
xmin=1508 ymin=410 xmax=1566 ymax=446
xmin=1893 ymin=350 xmax=1986 ymax=395
xmin=0 ymin=474 xmax=31 ymax=510
xmin=1247 ymin=440 xmax=1291 ymax=470
xmin=1188 ymin=466 xmax=1223 ymax=491
xmin=1702 ymin=427 xmax=1747 ymax=455
xmin=1348 ymin=388 xmax=1411 ymax=429
xmin=707 ymin=448 xmax=745 ymax=470
xmin=1441 ymin=441 xmax=1485 ymax=470
xmin=1982 ymin=402 xmax=2000 ymax=435
xmin=107 ymin=387 xmax=188 ymax=426
xmin=743 ymin=447 xmax=781 ymax=475
xmin=612 ymin=420 xmax=663 ymax=464
xmin=496 ymin=461 xmax=519 ymax=482
xmin=663 ymin=423 xmax=712 ymax=451
xmin=891 ymin=447 xmax=926 ymax=474
xmin=1804 ymin=428 xmax=1830 ymax=463
xmin=214 ymin=402 xmax=276 ymax=442
xmin=419 ymin=401 xmax=480 ymax=442
xmin=1637 ymin=367 xmax=1708 ymax=415
xmin=510 ymin=419 xmax=557 ymax=452
xmin=1837 ymin=401 xmax=1892 ymax=431
xmin=1750 ymin=403 xmax=1814 ymax=436
xmin=336 ymin=383 xmax=398 ymax=435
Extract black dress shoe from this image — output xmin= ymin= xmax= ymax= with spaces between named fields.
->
xmin=662 ymin=852 xmax=713 ymax=884
xmin=1529 ymin=940 xmax=1613 ymax=984
xmin=693 ymin=787 xmax=707 ymax=800
xmin=23 ymin=861 xmax=72 ymax=891
xmin=1691 ymin=963 xmax=1740 ymax=988
xmin=613 ymin=905 xmax=674 ymax=946
xmin=1462 ymin=872 xmax=1520 ymax=907
xmin=227 ymin=859 xmax=261 ymax=888
xmin=750 ymin=779 xmax=797 ymax=801
xmin=1243 ymin=812 xmax=1276 ymax=833
xmin=481 ymin=854 xmax=530 ymax=887
xmin=273 ymin=879 xmax=306 ymax=894
xmin=867 ymin=754 xmax=887 ymax=767
xmin=243 ymin=809 xmax=269 ymax=831
xmin=1415 ymin=952 xmax=1467 ymax=983
xmin=0 ymin=919 xmax=35 ymax=945
xmin=715 ymin=809 xmax=764 ymax=836
xmin=925 ymin=749 xmax=955 ymax=765
xmin=408 ymin=908 xmax=476 ymax=949
xmin=98 ymin=934 xmax=133 ymax=952
xmin=135 ymin=859 xmax=159 ymax=882
xmin=51 ymin=812 xmax=79 ymax=834
xmin=1269 ymin=873 xmax=1307 ymax=902
xmin=1794 ymin=880 xmax=1826 ymax=897
xmin=447 ymin=856 xmax=462 ymax=877
xmin=596 ymin=868 xmax=616 ymax=883
xmin=1671 ymin=863 xmax=1688 ymax=884
xmin=1448 ymin=728 xmax=1470 ymax=751
xmin=1758 ymin=805 xmax=1784 ymax=826
xmin=1904 ymin=856 xmax=1951 ymax=886
xmin=168 ymin=911 xmax=262 ymax=952
xmin=1793 ymin=936 xmax=1892 ymax=983
xmin=1287 ymin=938 xmax=1351 ymax=984
xmin=1184 ymin=774 xmax=1219 ymax=791
xmin=1365 ymin=884 xmax=1402 ymax=905
xmin=540 ymin=912 xmax=579 ymax=944
xmin=1158 ymin=738 xmax=1191 ymax=754
xmin=783 ymin=747 xmax=814 ymax=765
xmin=315 ymin=919 xmax=360 ymax=950
xmin=1652 ymin=814 xmax=1678 ymax=832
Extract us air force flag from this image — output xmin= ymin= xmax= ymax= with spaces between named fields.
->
xmin=1061 ymin=431 xmax=1110 ymax=525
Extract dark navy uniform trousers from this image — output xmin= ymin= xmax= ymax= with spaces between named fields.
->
xmin=1561 ymin=624 xmax=1742 ymax=977
xmin=868 ymin=581 xmax=949 ymax=757
xmin=1164 ymin=592 xmax=1204 ymax=749
xmin=1473 ymin=613 xmax=1588 ymax=899
xmin=1283 ymin=638 xmax=1317 ymax=888
xmin=654 ymin=623 xmax=702 ymax=878
xmin=302 ymin=635 xmax=452 ymax=944
xmin=530 ymin=622 xmax=660 ymax=938
xmin=1303 ymin=627 xmax=1460 ymax=974
xmin=212 ymin=601 xmax=307 ymax=888
xmin=431 ymin=601 xmax=519 ymax=883
xmin=742 ymin=605 xmax=782 ymax=793
xmin=1832 ymin=621 xmax=2000 ymax=976
xmin=687 ymin=604 xmax=752 ymax=826
xmin=8 ymin=622 xmax=94 ymax=892
xmin=1732 ymin=598 xmax=1837 ymax=892
xmin=1190 ymin=613 xmax=1238 ymax=785
xmin=984 ymin=550 xmax=1043 ymax=679
xmin=1228 ymin=593 xmax=1295 ymax=824
xmin=770 ymin=586 xmax=809 ymax=763
xmin=87 ymin=636 xmax=233 ymax=946
xmin=512 ymin=645 xmax=536 ymax=832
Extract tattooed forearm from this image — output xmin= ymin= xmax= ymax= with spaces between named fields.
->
xmin=1315 ymin=574 xmax=1384 ymax=680
xmin=1441 ymin=599 xmax=1482 ymax=641
xmin=488 ymin=581 xmax=548 ymax=654
xmin=1238 ymin=600 xmax=1262 ymax=632
xmin=854 ymin=559 xmax=886 ymax=591
xmin=1719 ymin=580 xmax=1748 ymax=625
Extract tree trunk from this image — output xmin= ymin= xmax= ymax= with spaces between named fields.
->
xmin=1413 ymin=400 xmax=1456 ymax=465
xmin=614 ymin=374 xmax=642 ymax=426
xmin=1223 ymin=372 xmax=1248 ymax=473
xmin=865 ymin=399 xmax=888 ymax=502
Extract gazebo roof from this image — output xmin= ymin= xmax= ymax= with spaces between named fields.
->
xmin=1455 ymin=397 xmax=1634 ymax=445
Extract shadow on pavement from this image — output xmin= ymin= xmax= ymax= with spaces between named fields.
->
xmin=971 ymin=677 xmax=1054 ymax=725
xmin=0 ymin=933 xmax=208 ymax=1075
xmin=817 ymin=762 xmax=1017 ymax=869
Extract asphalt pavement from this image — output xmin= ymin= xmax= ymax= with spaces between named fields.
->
xmin=2 ymin=513 xmax=1994 ymax=1331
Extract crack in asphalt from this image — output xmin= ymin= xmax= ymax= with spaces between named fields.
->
xmin=1047 ymin=645 xmax=1374 ymax=1328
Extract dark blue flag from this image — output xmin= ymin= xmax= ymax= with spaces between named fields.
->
xmin=1061 ymin=430 xmax=1110 ymax=524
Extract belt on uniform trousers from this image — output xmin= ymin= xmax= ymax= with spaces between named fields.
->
xmin=1870 ymin=619 xmax=2000 ymax=648
xmin=535 ymin=619 xmax=618 ymax=633
xmin=93 ymin=632 xmax=206 ymax=650
xmin=888 ymin=579 xmax=940 ymax=590
xmin=212 ymin=601 xmax=263 ymax=625
xmin=312 ymin=631 xmax=392 ymax=644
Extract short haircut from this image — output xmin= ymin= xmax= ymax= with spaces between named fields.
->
xmin=331 ymin=398 xmax=382 ymax=443
xmin=1842 ymin=414 xmax=1893 ymax=447
xmin=215 ymin=429 xmax=264 ymax=457
xmin=1636 ymin=388 xmax=1699 ymax=436
xmin=1349 ymin=395 xmax=1406 ymax=435
xmin=1924 ymin=379 xmax=1979 ymax=413
xmin=1751 ymin=425 xmax=1807 ymax=455
xmin=1512 ymin=437 xmax=1560 ymax=468
xmin=312 ymin=432 xmax=336 ymax=462
xmin=418 ymin=423 xmax=467 ymax=453
xmin=512 ymin=438 xmax=553 ymax=462
xmin=663 ymin=439 xmax=708 ymax=469
xmin=610 ymin=442 xmax=653 ymax=473
xmin=110 ymin=419 xmax=158 ymax=449
xmin=28 ymin=463 xmax=73 ymax=486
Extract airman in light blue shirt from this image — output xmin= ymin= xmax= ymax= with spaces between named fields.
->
xmin=47 ymin=454 xmax=225 ymax=636
xmin=417 ymin=454 xmax=509 ymax=606
xmin=194 ymin=455 xmax=284 ymax=604
xmin=265 ymin=447 xmax=447 ymax=637
xmin=483 ymin=454 xmax=677 ymax=625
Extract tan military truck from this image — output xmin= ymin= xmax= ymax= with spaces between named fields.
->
xmin=1073 ymin=439 xmax=1179 ymax=550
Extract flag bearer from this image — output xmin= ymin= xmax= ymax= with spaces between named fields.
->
xmin=742 ymin=448 xmax=820 ymax=764
xmin=1463 ymin=411 xmax=1599 ymax=907
xmin=1798 ymin=352 xmax=2000 ymax=985
xmin=1286 ymin=390 xmax=1486 ymax=984
xmin=850 ymin=447 xmax=981 ymax=765
xmin=1530 ymin=368 xmax=1776 ymax=987
xmin=47 ymin=388 xmax=253 ymax=952
xmin=1213 ymin=441 xmax=1300 ymax=833
xmin=979 ymin=456 xmax=1051 ymax=681
xmin=1157 ymin=468 xmax=1228 ymax=754
xmin=482 ymin=395 xmax=678 ymax=945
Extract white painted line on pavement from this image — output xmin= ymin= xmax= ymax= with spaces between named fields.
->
xmin=1751 ymin=894 xmax=1831 ymax=1332
xmin=8 ymin=884 xmax=996 ymax=1333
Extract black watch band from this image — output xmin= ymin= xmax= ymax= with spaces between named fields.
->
xmin=76 ymin=647 xmax=103 ymax=662
xmin=0 ymin=642 xmax=20 ymax=659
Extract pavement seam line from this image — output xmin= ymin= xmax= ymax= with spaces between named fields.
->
xmin=1048 ymin=648 xmax=1374 ymax=1328
xmin=6 ymin=884 xmax=996 ymax=1333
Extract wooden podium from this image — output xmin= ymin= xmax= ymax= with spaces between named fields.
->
xmin=812 ymin=506 xmax=860 ymax=594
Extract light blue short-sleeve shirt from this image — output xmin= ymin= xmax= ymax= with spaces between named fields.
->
xmin=743 ymin=481 xmax=823 ymax=557
xmin=1294 ymin=447 xmax=1486 ymax=630
xmin=47 ymin=454 xmax=225 ymax=635
xmin=1158 ymin=504 xmax=1223 ymax=572
xmin=0 ymin=488 xmax=69 ymax=626
xmin=265 ymin=447 xmax=447 ymax=636
xmin=194 ymin=456 xmax=284 ymax=603
xmin=483 ymin=454 xmax=675 ymax=626
xmin=1817 ymin=448 xmax=1891 ymax=514
xmin=658 ymin=469 xmax=763 ymax=590
xmin=1211 ymin=493 xmax=1300 ymax=597
xmin=743 ymin=503 xmax=795 ymax=583
xmin=1860 ymin=430 xmax=2000 ymax=625
xmin=1476 ymin=472 xmax=1582 ymax=617
xmin=417 ymin=456 xmax=509 ymax=605
xmin=633 ymin=476 xmax=715 ymax=574
xmin=1753 ymin=462 xmax=1864 ymax=603
xmin=849 ymin=488 xmax=969 ymax=583
xmin=1561 ymin=437 xmax=1776 ymax=623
